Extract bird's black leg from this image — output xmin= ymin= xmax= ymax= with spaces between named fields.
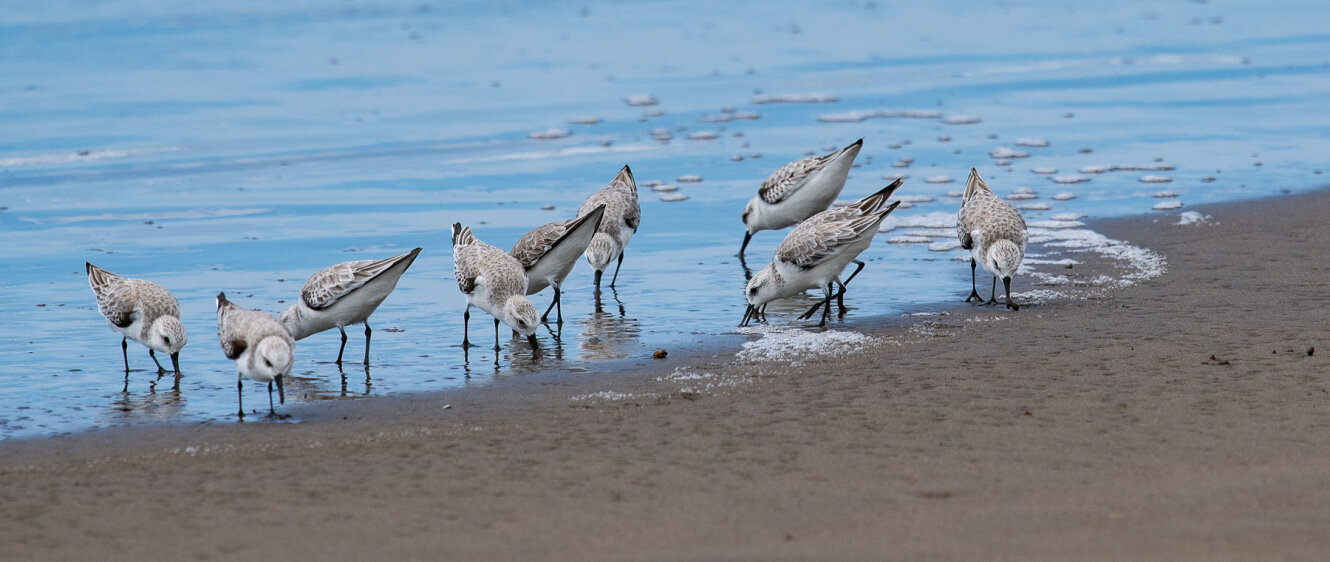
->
xmin=835 ymin=279 xmax=850 ymax=317
xmin=1003 ymin=276 xmax=1019 ymax=311
xmin=987 ymin=275 xmax=999 ymax=306
xmin=609 ymin=252 xmax=625 ymax=288
xmin=121 ymin=337 xmax=130 ymax=374
xmin=462 ymin=307 xmax=473 ymax=348
xmin=966 ymin=258 xmax=983 ymax=302
xmin=493 ymin=318 xmax=501 ymax=352
xmin=266 ymin=381 xmax=276 ymax=417
xmin=335 ymin=325 xmax=348 ymax=366
xmin=842 ymin=259 xmax=866 ymax=287
xmin=818 ymin=283 xmax=834 ymax=327
xmin=149 ymin=349 xmax=166 ymax=374
xmin=237 ymin=379 xmax=245 ymax=419
xmin=541 ymin=286 xmax=561 ymax=324
xmin=363 ymin=321 xmax=372 ymax=365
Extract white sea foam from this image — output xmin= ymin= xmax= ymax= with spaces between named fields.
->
xmin=1153 ymin=200 xmax=1183 ymax=210
xmin=943 ymin=115 xmax=981 ymax=125
xmin=1007 ymin=187 xmax=1038 ymax=200
xmin=677 ymin=174 xmax=703 ymax=183
xmin=1052 ymin=192 xmax=1076 ymax=201
xmin=570 ymin=391 xmax=658 ymax=404
xmin=879 ymin=211 xmax=956 ymax=232
xmin=989 ymin=147 xmax=1029 ymax=159
xmin=924 ymin=175 xmax=953 ymax=184
xmin=1015 ymin=138 xmax=1050 ymax=147
xmin=0 ymin=147 xmax=183 ymax=168
xmin=1031 ymin=167 xmax=1057 ymax=175
xmin=659 ymin=192 xmax=688 ymax=202
xmin=528 ymin=127 xmax=571 ymax=140
xmin=897 ymin=195 xmax=935 ymax=204
xmin=754 ymin=92 xmax=838 ymax=104
xmin=1140 ymin=175 xmax=1173 ymax=183
xmin=1153 ymin=190 xmax=1178 ymax=198
xmin=888 ymin=235 xmax=933 ymax=244
xmin=1018 ymin=203 xmax=1051 ymax=211
xmin=1051 ymin=174 xmax=1090 ymax=184
xmin=1176 ymin=211 xmax=1211 ymax=225
xmin=1051 ymin=212 xmax=1085 ymax=221
xmin=736 ymin=326 xmax=873 ymax=365
xmin=625 ymin=94 xmax=659 ymax=106
xmin=567 ymin=116 xmax=601 ymax=125
xmin=687 ymin=131 xmax=719 ymax=140
xmin=650 ymin=184 xmax=678 ymax=193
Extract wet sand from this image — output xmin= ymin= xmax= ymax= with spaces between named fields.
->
xmin=4 ymin=188 xmax=1330 ymax=560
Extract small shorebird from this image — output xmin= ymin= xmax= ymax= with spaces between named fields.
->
xmin=452 ymin=223 xmax=540 ymax=355
xmin=280 ymin=248 xmax=421 ymax=366
xmin=956 ymin=168 xmax=1028 ymax=310
xmin=742 ymin=178 xmax=903 ymax=327
xmin=85 ymin=262 xmax=187 ymax=379
xmin=217 ymin=292 xmax=294 ymax=418
xmin=510 ymin=205 xmax=606 ymax=325
xmin=739 ymin=139 xmax=863 ymax=258
xmin=578 ymin=165 xmax=640 ymax=290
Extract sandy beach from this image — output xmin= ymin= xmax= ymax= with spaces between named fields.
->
xmin=4 ymin=187 xmax=1330 ymax=560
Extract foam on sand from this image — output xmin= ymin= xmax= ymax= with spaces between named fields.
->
xmin=736 ymin=326 xmax=873 ymax=365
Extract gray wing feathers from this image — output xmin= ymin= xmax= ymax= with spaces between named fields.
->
xmin=300 ymin=254 xmax=405 ymax=310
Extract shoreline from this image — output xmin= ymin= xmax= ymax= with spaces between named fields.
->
xmin=5 ymin=188 xmax=1330 ymax=559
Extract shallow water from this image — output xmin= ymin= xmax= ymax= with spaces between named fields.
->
xmin=2 ymin=0 xmax=1328 ymax=438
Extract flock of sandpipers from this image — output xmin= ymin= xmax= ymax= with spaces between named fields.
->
xmin=86 ymin=139 xmax=1028 ymax=418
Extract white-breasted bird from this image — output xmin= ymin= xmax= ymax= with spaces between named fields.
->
xmin=578 ymin=165 xmax=640 ymax=290
xmin=956 ymin=168 xmax=1027 ymax=310
xmin=279 ymin=248 xmax=421 ymax=366
xmin=510 ymin=205 xmax=606 ymax=325
xmin=85 ymin=262 xmax=187 ymax=380
xmin=739 ymin=139 xmax=863 ymax=258
xmin=452 ymin=223 xmax=540 ymax=355
xmin=217 ymin=292 xmax=294 ymax=418
xmin=742 ymin=178 xmax=902 ymax=327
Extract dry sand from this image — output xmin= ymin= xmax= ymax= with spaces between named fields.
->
xmin=4 ymin=189 xmax=1330 ymax=560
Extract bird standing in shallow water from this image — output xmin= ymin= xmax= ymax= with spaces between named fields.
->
xmin=956 ymin=168 xmax=1027 ymax=310
xmin=280 ymin=248 xmax=421 ymax=366
xmin=739 ymin=139 xmax=862 ymax=259
xmin=452 ymin=223 xmax=541 ymax=357
xmin=217 ymin=292 xmax=294 ymax=418
xmin=578 ymin=165 xmax=640 ymax=291
xmin=742 ymin=178 xmax=903 ymax=327
xmin=510 ymin=205 xmax=606 ymax=325
xmin=85 ymin=262 xmax=187 ymax=382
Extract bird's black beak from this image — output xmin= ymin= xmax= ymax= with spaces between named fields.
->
xmin=740 ymin=304 xmax=755 ymax=327
xmin=739 ymin=231 xmax=753 ymax=257
xmin=276 ymin=374 xmax=285 ymax=405
xmin=170 ymin=352 xmax=181 ymax=377
xmin=528 ymin=334 xmax=540 ymax=357
xmin=593 ymin=270 xmax=603 ymax=291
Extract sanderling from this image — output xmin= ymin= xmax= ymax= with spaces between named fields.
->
xmin=216 ymin=292 xmax=294 ymax=418
xmin=280 ymin=248 xmax=421 ymax=366
xmin=739 ymin=139 xmax=862 ymax=258
xmin=957 ymin=168 xmax=1028 ymax=310
xmin=510 ymin=204 xmax=606 ymax=325
xmin=577 ymin=165 xmax=640 ymax=290
xmin=742 ymin=178 xmax=903 ymax=327
xmin=85 ymin=262 xmax=187 ymax=380
xmin=452 ymin=223 xmax=540 ymax=355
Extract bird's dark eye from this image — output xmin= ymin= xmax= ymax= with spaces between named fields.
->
xmin=164 ymin=336 xmax=171 ymax=345
xmin=748 ymin=287 xmax=757 ymax=295
xmin=265 ymin=359 xmax=272 ymax=368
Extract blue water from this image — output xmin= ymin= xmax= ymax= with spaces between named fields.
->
xmin=2 ymin=0 xmax=1328 ymax=438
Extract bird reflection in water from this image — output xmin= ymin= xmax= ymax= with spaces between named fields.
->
xmin=338 ymin=363 xmax=372 ymax=398
xmin=580 ymin=288 xmax=641 ymax=361
xmin=107 ymin=376 xmax=185 ymax=422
